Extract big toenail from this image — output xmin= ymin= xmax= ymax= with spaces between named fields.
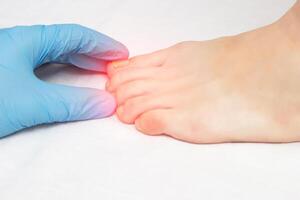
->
xmin=111 ymin=60 xmax=130 ymax=68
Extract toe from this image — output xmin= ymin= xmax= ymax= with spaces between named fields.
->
xmin=107 ymin=60 xmax=130 ymax=77
xmin=115 ymin=79 xmax=158 ymax=105
xmin=116 ymin=94 xmax=173 ymax=124
xmin=135 ymin=109 xmax=171 ymax=135
xmin=107 ymin=49 xmax=167 ymax=78
xmin=128 ymin=49 xmax=168 ymax=68
xmin=108 ymin=67 xmax=161 ymax=92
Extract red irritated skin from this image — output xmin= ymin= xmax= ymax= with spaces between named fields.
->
xmin=106 ymin=1 xmax=300 ymax=144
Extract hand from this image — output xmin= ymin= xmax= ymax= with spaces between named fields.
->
xmin=0 ymin=24 xmax=128 ymax=138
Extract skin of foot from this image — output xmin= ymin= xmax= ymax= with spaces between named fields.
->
xmin=106 ymin=2 xmax=300 ymax=143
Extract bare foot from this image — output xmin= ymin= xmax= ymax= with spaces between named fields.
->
xmin=106 ymin=3 xmax=300 ymax=143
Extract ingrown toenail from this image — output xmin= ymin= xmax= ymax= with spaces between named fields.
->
xmin=111 ymin=60 xmax=130 ymax=68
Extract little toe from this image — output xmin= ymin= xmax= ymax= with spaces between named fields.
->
xmin=135 ymin=109 xmax=172 ymax=136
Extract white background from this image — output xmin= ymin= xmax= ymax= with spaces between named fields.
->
xmin=0 ymin=0 xmax=299 ymax=199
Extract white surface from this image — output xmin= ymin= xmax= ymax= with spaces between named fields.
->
xmin=0 ymin=0 xmax=299 ymax=199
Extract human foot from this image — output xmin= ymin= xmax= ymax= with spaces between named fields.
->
xmin=106 ymin=5 xmax=300 ymax=143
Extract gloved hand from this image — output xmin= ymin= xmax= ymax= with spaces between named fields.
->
xmin=0 ymin=24 xmax=129 ymax=138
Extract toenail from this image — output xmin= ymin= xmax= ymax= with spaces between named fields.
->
xmin=111 ymin=60 xmax=130 ymax=68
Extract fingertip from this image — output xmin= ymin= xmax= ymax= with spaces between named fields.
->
xmin=118 ymin=43 xmax=130 ymax=60
xmin=100 ymin=39 xmax=129 ymax=61
xmin=95 ymin=90 xmax=117 ymax=118
xmin=82 ymin=90 xmax=117 ymax=119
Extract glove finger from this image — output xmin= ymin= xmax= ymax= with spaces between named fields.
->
xmin=42 ymin=24 xmax=128 ymax=64
xmin=57 ymin=54 xmax=108 ymax=72
xmin=42 ymin=83 xmax=116 ymax=122
xmin=26 ymin=24 xmax=129 ymax=69
xmin=0 ymin=82 xmax=116 ymax=138
xmin=2 ymin=24 xmax=129 ymax=71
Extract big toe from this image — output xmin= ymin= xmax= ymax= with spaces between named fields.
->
xmin=107 ymin=49 xmax=167 ymax=77
xmin=135 ymin=109 xmax=172 ymax=136
xmin=107 ymin=60 xmax=130 ymax=77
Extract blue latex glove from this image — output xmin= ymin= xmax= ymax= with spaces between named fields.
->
xmin=0 ymin=24 xmax=129 ymax=138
